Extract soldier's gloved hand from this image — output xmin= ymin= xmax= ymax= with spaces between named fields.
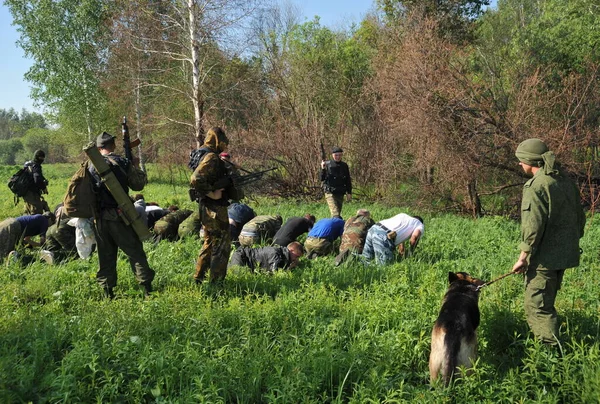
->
xmin=386 ymin=231 xmax=396 ymax=241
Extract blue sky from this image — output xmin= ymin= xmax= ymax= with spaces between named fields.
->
xmin=0 ymin=0 xmax=495 ymax=114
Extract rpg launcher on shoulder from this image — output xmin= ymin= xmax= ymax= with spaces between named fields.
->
xmin=122 ymin=116 xmax=141 ymax=162
xmin=84 ymin=142 xmax=152 ymax=241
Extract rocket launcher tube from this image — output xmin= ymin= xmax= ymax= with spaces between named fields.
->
xmin=84 ymin=142 xmax=152 ymax=241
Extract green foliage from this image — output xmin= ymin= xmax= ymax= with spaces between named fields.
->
xmin=0 ymin=108 xmax=47 ymax=140
xmin=477 ymin=0 xmax=600 ymax=76
xmin=0 ymin=138 xmax=24 ymax=165
xmin=0 ymin=164 xmax=599 ymax=402
xmin=5 ymin=0 xmax=113 ymax=139
xmin=377 ymin=0 xmax=491 ymax=42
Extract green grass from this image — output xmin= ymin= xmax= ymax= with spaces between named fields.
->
xmin=0 ymin=164 xmax=599 ymax=402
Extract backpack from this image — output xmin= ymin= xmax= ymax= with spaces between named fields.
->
xmin=62 ymin=160 xmax=98 ymax=218
xmin=188 ymin=147 xmax=211 ymax=171
xmin=7 ymin=166 xmax=34 ymax=198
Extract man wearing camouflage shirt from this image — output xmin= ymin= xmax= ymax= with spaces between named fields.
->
xmin=335 ymin=209 xmax=374 ymax=266
xmin=238 ymin=214 xmax=282 ymax=247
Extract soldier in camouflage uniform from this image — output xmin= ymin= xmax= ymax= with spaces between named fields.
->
xmin=178 ymin=211 xmax=202 ymax=239
xmin=190 ymin=127 xmax=240 ymax=284
xmin=335 ymin=209 xmax=374 ymax=266
xmin=512 ymin=139 xmax=585 ymax=345
xmin=238 ymin=214 xmax=282 ymax=247
xmin=153 ymin=209 xmax=193 ymax=242
xmin=89 ymin=132 xmax=155 ymax=298
xmin=22 ymin=150 xmax=51 ymax=215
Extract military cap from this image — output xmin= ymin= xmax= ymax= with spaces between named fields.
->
xmin=33 ymin=149 xmax=46 ymax=160
xmin=96 ymin=131 xmax=116 ymax=148
xmin=332 ymin=146 xmax=343 ymax=153
xmin=515 ymin=138 xmax=549 ymax=166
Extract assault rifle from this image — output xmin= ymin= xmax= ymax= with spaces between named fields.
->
xmin=320 ymin=141 xmax=327 ymax=161
xmin=121 ymin=116 xmax=141 ymax=162
xmin=189 ymin=167 xmax=277 ymax=202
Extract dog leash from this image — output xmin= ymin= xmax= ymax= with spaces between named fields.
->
xmin=476 ymin=271 xmax=515 ymax=292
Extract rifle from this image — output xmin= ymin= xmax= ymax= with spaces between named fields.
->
xmin=320 ymin=141 xmax=327 ymax=161
xmin=233 ymin=167 xmax=277 ymax=187
xmin=121 ymin=116 xmax=141 ymax=162
xmin=189 ymin=167 xmax=277 ymax=202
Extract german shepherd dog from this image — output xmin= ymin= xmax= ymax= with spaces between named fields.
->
xmin=429 ymin=271 xmax=485 ymax=385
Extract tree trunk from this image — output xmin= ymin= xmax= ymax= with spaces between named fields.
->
xmin=135 ymin=80 xmax=146 ymax=172
xmin=467 ymin=179 xmax=482 ymax=218
xmin=189 ymin=0 xmax=204 ymax=148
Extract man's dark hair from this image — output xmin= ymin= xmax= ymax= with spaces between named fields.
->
xmin=304 ymin=214 xmax=316 ymax=224
xmin=414 ymin=216 xmax=424 ymax=224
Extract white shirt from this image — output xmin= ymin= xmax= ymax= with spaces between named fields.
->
xmin=378 ymin=213 xmax=424 ymax=246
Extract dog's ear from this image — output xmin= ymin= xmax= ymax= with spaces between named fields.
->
xmin=448 ymin=272 xmax=458 ymax=283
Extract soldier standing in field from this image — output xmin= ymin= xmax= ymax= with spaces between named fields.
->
xmin=321 ymin=146 xmax=352 ymax=217
xmin=190 ymin=127 xmax=240 ymax=284
xmin=511 ymin=138 xmax=585 ymax=346
xmin=22 ymin=149 xmax=51 ymax=215
xmin=89 ymin=132 xmax=155 ymax=299
xmin=335 ymin=209 xmax=374 ymax=266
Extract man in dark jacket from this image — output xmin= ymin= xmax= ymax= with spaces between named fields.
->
xmin=320 ymin=146 xmax=352 ymax=217
xmin=229 ymin=241 xmax=304 ymax=272
xmin=272 ymin=214 xmax=316 ymax=246
xmin=89 ymin=132 xmax=155 ymax=298
xmin=511 ymin=138 xmax=585 ymax=345
xmin=22 ymin=149 xmax=50 ymax=215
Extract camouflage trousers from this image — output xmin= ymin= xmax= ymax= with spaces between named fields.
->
xmin=94 ymin=210 xmax=155 ymax=290
xmin=195 ymin=203 xmax=231 ymax=283
xmin=324 ymin=193 xmax=344 ymax=218
xmin=23 ymin=190 xmax=50 ymax=215
xmin=0 ymin=218 xmax=22 ymax=260
xmin=304 ymin=236 xmax=333 ymax=258
xmin=524 ymin=263 xmax=565 ymax=345
xmin=45 ymin=218 xmax=77 ymax=263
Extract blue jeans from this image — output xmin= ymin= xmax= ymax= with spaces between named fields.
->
xmin=362 ymin=226 xmax=395 ymax=265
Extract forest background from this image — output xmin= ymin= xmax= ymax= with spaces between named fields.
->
xmin=2 ymin=0 xmax=600 ymax=216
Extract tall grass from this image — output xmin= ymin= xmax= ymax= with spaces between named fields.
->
xmin=0 ymin=164 xmax=599 ymax=402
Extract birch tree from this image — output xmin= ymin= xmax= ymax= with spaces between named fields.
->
xmin=122 ymin=0 xmax=263 ymax=146
xmin=6 ymin=0 xmax=112 ymax=141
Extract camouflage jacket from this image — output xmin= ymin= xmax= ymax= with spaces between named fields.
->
xmin=154 ymin=209 xmax=193 ymax=237
xmin=520 ymin=168 xmax=585 ymax=270
xmin=241 ymin=215 xmax=282 ymax=239
xmin=339 ymin=214 xmax=375 ymax=253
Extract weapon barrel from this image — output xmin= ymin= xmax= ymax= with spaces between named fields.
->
xmin=84 ymin=142 xmax=152 ymax=241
